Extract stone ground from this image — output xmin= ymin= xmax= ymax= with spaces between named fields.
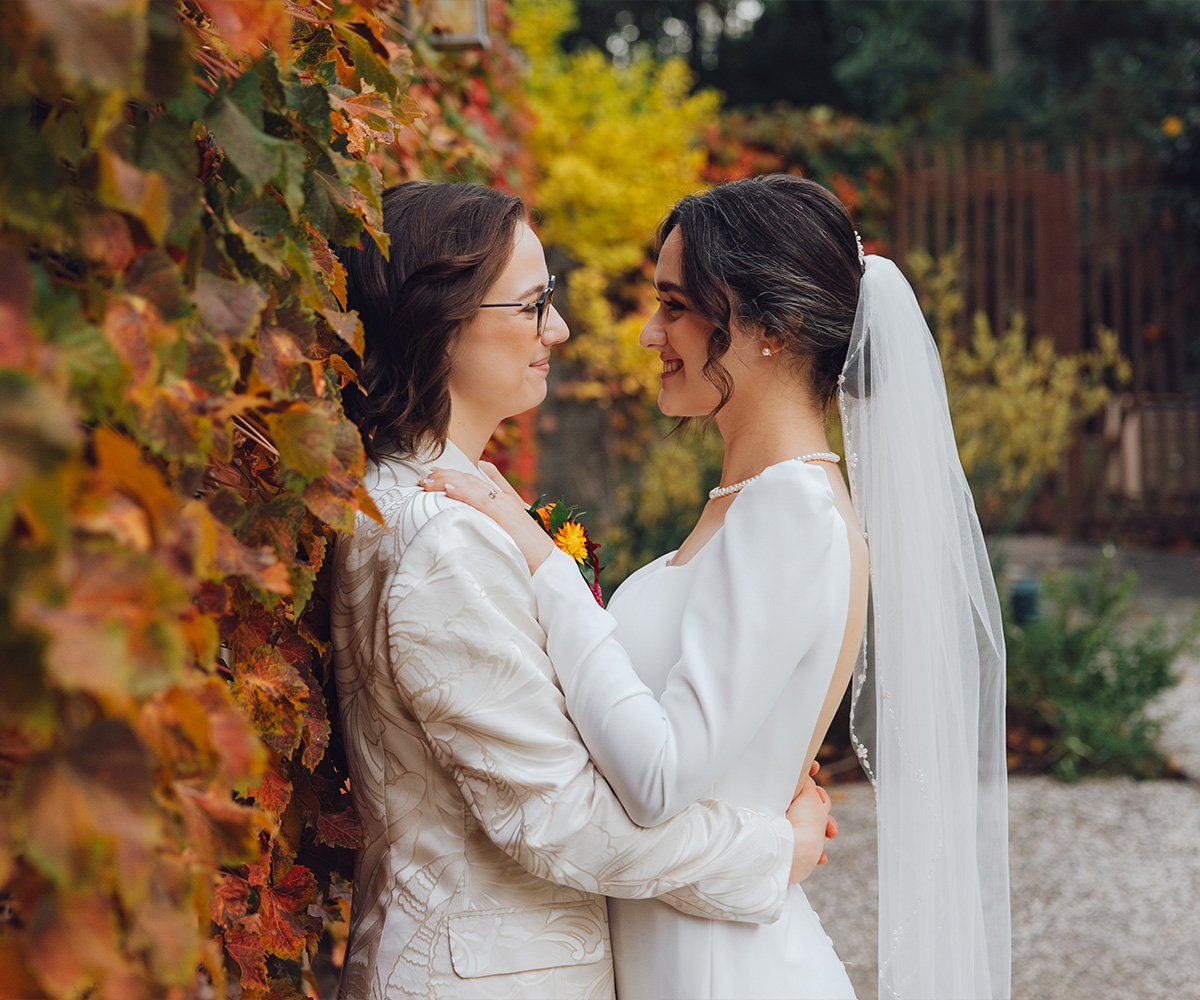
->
xmin=804 ymin=536 xmax=1200 ymax=1000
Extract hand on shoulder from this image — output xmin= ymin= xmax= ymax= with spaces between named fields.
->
xmin=419 ymin=466 xmax=556 ymax=573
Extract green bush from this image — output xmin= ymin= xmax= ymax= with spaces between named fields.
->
xmin=1005 ymin=559 xmax=1199 ymax=782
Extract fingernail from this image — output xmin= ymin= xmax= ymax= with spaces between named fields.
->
xmin=445 ymin=483 xmax=454 ymax=491
xmin=417 ymin=478 xmax=426 ymax=485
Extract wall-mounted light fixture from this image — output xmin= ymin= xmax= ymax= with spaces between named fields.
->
xmin=407 ymin=0 xmax=490 ymax=50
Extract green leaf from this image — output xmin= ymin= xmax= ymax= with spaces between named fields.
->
xmin=266 ymin=406 xmax=336 ymax=482
xmin=339 ymin=30 xmax=402 ymax=100
xmin=302 ymin=158 xmax=364 ymax=247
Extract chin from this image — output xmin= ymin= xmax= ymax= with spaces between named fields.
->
xmin=510 ymin=383 xmax=547 ymax=416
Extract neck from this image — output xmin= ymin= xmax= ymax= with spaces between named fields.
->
xmin=444 ymin=410 xmax=494 ymax=466
xmin=713 ymin=389 xmax=831 ymax=489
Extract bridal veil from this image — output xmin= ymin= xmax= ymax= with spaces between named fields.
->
xmin=841 ymin=255 xmax=1011 ymax=1000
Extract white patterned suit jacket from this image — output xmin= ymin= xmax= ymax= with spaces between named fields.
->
xmin=331 ymin=444 xmax=795 ymax=1000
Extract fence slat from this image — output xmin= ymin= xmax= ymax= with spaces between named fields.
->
xmin=891 ymin=139 xmax=1199 ymax=541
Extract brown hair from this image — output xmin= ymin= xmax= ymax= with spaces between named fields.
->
xmin=656 ymin=174 xmax=862 ymax=415
xmin=339 ymin=180 xmax=526 ymax=461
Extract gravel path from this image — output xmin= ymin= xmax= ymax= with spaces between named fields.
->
xmin=803 ymin=537 xmax=1200 ymax=1000
xmin=804 ymin=776 xmax=1200 ymax=1000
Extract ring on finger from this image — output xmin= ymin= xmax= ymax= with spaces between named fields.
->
xmin=487 ymin=487 xmax=499 ymax=499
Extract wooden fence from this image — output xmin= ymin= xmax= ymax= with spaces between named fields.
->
xmin=893 ymin=142 xmax=1200 ymax=541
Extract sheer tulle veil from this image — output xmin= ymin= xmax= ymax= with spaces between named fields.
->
xmin=840 ymin=256 xmax=1011 ymax=1000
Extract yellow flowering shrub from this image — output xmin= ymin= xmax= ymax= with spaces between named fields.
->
xmin=512 ymin=0 xmax=718 ymax=405
xmin=909 ymin=250 xmax=1131 ymax=529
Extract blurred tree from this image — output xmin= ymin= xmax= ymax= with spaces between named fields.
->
xmin=565 ymin=0 xmax=846 ymax=107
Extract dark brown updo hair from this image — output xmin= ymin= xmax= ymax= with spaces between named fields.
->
xmin=656 ymin=174 xmax=862 ymax=414
xmin=339 ymin=180 xmax=526 ymax=461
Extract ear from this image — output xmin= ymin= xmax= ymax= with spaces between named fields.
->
xmin=759 ymin=334 xmax=786 ymax=357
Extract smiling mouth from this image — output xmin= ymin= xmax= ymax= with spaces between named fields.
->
xmin=662 ymin=359 xmax=682 ymax=376
xmin=530 ymin=357 xmax=551 ymax=370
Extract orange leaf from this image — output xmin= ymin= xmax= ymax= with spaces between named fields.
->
xmin=0 ymin=242 xmax=38 ymax=371
xmin=125 ymin=853 xmax=201 ymax=985
xmin=306 ymin=223 xmax=349 ymax=308
xmin=18 ymin=722 xmax=161 ymax=894
xmin=173 ymin=781 xmax=267 ymax=866
xmin=92 ymin=425 xmax=178 ymax=537
xmin=210 ymin=873 xmax=251 ymax=926
xmin=194 ymin=0 xmax=293 ymax=58
xmin=26 ymin=888 xmax=134 ymax=999
xmin=80 ymin=210 xmax=138 ymax=271
xmin=0 ymin=935 xmax=46 ymax=1000
xmin=212 ymin=522 xmax=292 ymax=594
xmin=325 ymin=351 xmax=361 ymax=387
xmin=97 ymin=150 xmax=169 ymax=245
xmin=249 ymin=764 xmax=292 ymax=816
xmin=257 ymin=864 xmax=318 ymax=959
xmin=222 ymin=922 xmax=268 ymax=991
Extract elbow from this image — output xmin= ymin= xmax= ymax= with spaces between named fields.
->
xmin=622 ymin=793 xmax=679 ymax=828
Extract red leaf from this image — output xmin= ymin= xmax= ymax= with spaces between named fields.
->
xmin=222 ymin=922 xmax=268 ymax=991
xmin=257 ymin=865 xmax=318 ymax=959
xmin=248 ymin=765 xmax=292 ymax=816
xmin=316 ymin=807 xmax=363 ymax=849
xmin=210 ymin=873 xmax=251 ymax=926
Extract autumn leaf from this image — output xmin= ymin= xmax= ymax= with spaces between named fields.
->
xmin=222 ymin=922 xmax=268 ymax=991
xmin=317 ymin=806 xmax=363 ymax=849
xmin=97 ymin=150 xmax=170 ymax=246
xmin=0 ymin=2 xmax=532 ymax=996
xmin=192 ymin=270 xmax=269 ymax=346
xmin=256 ymin=864 xmax=319 ymax=959
xmin=172 ymin=781 xmax=267 ymax=866
xmin=266 ymin=404 xmax=337 ymax=482
xmin=194 ymin=0 xmax=294 ymax=59
xmin=210 ymin=872 xmax=252 ymax=926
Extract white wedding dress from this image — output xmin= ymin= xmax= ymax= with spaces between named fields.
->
xmin=532 ymin=459 xmax=859 ymax=1000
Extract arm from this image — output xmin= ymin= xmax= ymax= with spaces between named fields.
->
xmin=386 ymin=501 xmax=803 ymax=922
xmin=530 ymin=463 xmax=846 ymax=826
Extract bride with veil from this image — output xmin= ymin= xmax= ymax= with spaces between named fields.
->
xmin=425 ymin=173 xmax=1010 ymax=1000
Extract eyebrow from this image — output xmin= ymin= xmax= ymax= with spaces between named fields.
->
xmin=511 ymin=281 xmax=546 ymax=302
xmin=654 ymin=280 xmax=688 ymax=297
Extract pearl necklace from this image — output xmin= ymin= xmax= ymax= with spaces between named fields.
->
xmin=708 ymin=452 xmax=841 ymax=500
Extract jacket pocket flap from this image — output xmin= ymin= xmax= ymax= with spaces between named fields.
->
xmin=447 ymin=898 xmax=607 ymax=979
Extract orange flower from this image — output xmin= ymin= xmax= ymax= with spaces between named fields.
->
xmin=552 ymin=520 xmax=589 ymax=563
xmin=534 ymin=505 xmax=552 ymax=530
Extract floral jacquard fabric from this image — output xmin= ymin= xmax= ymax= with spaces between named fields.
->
xmin=330 ymin=448 xmax=794 ymax=1000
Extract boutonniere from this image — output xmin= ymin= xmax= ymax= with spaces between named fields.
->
xmin=529 ymin=499 xmax=603 ymax=607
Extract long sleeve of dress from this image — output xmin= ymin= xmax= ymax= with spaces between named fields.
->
xmin=531 ymin=462 xmax=846 ymax=827
xmin=384 ymin=499 xmax=795 ymax=923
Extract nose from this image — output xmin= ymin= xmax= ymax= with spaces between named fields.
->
xmin=541 ymin=303 xmax=570 ymax=346
xmin=639 ymin=310 xmax=666 ymax=350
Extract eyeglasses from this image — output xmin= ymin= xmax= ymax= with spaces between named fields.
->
xmin=479 ymin=275 xmax=556 ymax=338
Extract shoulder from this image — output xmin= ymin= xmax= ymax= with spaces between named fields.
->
xmin=730 ymin=458 xmax=837 ymax=521
xmin=713 ymin=459 xmax=845 ymax=574
xmin=375 ymin=490 xmax=529 ymax=589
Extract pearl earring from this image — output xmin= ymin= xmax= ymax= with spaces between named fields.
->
xmin=761 ymin=347 xmax=772 ymax=356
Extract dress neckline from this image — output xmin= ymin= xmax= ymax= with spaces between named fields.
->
xmin=667 ymin=459 xmax=835 ymax=568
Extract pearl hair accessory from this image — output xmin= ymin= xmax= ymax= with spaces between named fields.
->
xmin=854 ymin=230 xmax=865 ymax=273
xmin=708 ymin=452 xmax=841 ymax=500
